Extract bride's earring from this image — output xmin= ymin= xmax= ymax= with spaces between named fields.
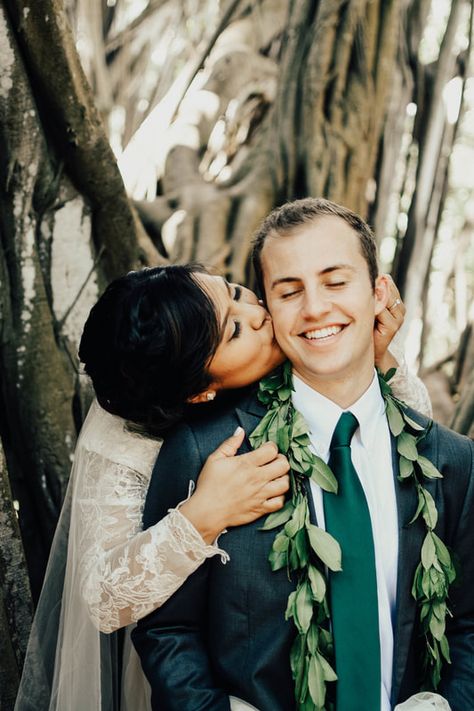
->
xmin=206 ymin=391 xmax=216 ymax=401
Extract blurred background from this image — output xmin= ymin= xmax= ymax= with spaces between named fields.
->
xmin=0 ymin=0 xmax=472 ymax=703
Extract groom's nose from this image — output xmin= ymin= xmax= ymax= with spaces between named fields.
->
xmin=300 ymin=285 xmax=331 ymax=321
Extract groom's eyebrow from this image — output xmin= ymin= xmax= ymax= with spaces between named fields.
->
xmin=269 ymin=264 xmax=355 ymax=290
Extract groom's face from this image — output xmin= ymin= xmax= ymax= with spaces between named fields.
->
xmin=261 ymin=216 xmax=387 ymax=393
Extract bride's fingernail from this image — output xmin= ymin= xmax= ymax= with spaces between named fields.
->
xmin=233 ymin=426 xmax=244 ymax=436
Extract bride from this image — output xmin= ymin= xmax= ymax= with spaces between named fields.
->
xmin=16 ymin=264 xmax=431 ymax=711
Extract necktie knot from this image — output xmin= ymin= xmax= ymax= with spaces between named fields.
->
xmin=330 ymin=411 xmax=358 ymax=449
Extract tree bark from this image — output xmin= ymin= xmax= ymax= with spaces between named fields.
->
xmin=4 ymin=0 xmax=162 ymax=280
xmin=0 ymin=438 xmax=32 ymax=710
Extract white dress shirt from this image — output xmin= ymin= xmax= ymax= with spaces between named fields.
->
xmin=292 ymin=371 xmax=399 ymax=711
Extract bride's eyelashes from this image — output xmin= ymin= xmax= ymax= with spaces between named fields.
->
xmin=231 ymin=321 xmax=241 ymax=340
xmin=233 ymin=285 xmax=242 ymax=301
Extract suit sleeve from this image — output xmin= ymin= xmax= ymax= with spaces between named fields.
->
xmin=132 ymin=421 xmax=231 ymax=711
xmin=439 ymin=435 xmax=474 ymax=710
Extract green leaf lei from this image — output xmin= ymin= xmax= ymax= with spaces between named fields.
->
xmin=249 ymin=361 xmax=456 ymax=711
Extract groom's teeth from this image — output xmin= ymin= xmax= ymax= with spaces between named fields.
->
xmin=304 ymin=325 xmax=342 ymax=339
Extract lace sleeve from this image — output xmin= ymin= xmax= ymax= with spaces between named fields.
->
xmin=387 ymin=338 xmax=433 ymax=418
xmin=75 ymin=402 xmax=226 ymax=634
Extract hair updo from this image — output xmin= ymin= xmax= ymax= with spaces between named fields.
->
xmin=79 ymin=265 xmax=221 ymax=434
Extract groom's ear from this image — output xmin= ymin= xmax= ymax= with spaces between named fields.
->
xmin=373 ymin=274 xmax=390 ymax=316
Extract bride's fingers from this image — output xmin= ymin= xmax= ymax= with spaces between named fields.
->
xmin=264 ymin=495 xmax=286 ymax=512
xmin=263 ymin=474 xmax=290 ymax=499
xmin=384 ymin=275 xmax=406 ymax=319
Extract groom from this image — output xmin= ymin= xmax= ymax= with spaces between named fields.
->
xmin=133 ymin=198 xmax=474 ymax=710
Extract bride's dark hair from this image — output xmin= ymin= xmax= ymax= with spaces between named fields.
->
xmin=79 ymin=265 xmax=221 ymax=433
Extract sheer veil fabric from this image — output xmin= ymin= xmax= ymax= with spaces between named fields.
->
xmin=15 ymin=401 xmax=157 ymax=711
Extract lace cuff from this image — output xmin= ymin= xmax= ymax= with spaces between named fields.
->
xmin=166 ymin=507 xmax=230 ymax=565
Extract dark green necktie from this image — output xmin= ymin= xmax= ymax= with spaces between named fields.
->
xmin=323 ymin=412 xmax=381 ymax=711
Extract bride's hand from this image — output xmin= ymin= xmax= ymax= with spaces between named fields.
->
xmin=374 ymin=274 xmax=406 ymax=373
xmin=180 ymin=428 xmax=290 ymax=543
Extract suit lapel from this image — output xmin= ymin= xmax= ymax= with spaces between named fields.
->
xmin=390 ymin=432 xmax=425 ymax=704
xmin=235 ymin=388 xmax=267 ymax=447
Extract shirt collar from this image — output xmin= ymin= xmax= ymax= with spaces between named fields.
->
xmin=291 ymin=370 xmax=385 ymax=459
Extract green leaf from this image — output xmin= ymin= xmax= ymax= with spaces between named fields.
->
xmin=411 ymin=562 xmax=423 ymax=599
xmin=260 ymin=500 xmax=294 ymax=531
xmin=295 ymin=581 xmax=313 ymax=634
xmin=308 ymin=564 xmax=327 ymax=602
xmin=432 ymin=600 xmax=446 ymax=622
xmin=269 ymin=531 xmax=289 ymax=570
xmin=284 ymin=499 xmax=306 ymax=538
xmin=290 ymin=633 xmax=306 ymax=696
xmin=277 ymin=386 xmax=292 ymax=402
xmin=308 ymin=655 xmax=326 ymax=708
xmin=319 ymin=654 xmax=338 ymax=682
xmin=421 ymin=488 xmax=438 ymax=530
xmin=269 ymin=549 xmax=287 ymax=571
xmin=273 ymin=531 xmax=290 ymax=552
xmin=421 ymin=568 xmax=432 ymax=598
xmin=306 ymin=624 xmax=319 ymax=655
xmin=417 ymin=455 xmax=443 ymax=480
xmin=292 ymin=411 xmax=310 ymax=438
xmin=420 ymin=602 xmax=430 ymax=622
xmin=385 ymin=397 xmax=405 ymax=436
xmin=285 ymin=590 xmax=297 ymax=622
xmin=399 ymin=455 xmax=414 ymax=479
xmin=421 ymin=533 xmax=436 ymax=570
xmin=294 ymin=528 xmax=309 ymax=567
xmin=381 ymin=367 xmax=397 ymax=382
xmin=403 ymin=414 xmax=425 ymax=432
xmin=429 ymin=614 xmax=446 ymax=641
xmin=432 ymin=533 xmax=454 ymax=571
xmin=311 ymin=456 xmax=338 ymax=493
xmin=276 ymin=425 xmax=290 ymax=453
xmin=289 ymin=452 xmax=305 ymax=474
xmin=307 ymin=524 xmax=342 ymax=571
xmin=409 ymin=489 xmax=425 ymax=525
xmin=439 ymin=635 xmax=451 ymax=664
xmin=397 ymin=431 xmax=418 ymax=461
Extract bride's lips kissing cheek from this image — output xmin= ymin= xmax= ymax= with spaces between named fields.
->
xmin=261 ymin=215 xmax=389 ymax=392
xmin=194 ymin=273 xmax=284 ymax=391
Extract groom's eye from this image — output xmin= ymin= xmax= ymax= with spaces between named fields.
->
xmin=280 ymin=289 xmax=300 ymax=299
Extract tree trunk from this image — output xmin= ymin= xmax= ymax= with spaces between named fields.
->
xmin=0 ymin=438 xmax=32 ymax=711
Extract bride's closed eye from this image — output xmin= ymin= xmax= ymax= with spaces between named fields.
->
xmin=230 ymin=321 xmax=241 ymax=340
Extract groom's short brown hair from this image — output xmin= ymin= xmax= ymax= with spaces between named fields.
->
xmin=251 ymin=197 xmax=378 ymax=295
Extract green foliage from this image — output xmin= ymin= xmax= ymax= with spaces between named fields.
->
xmin=385 ymin=393 xmax=456 ymax=690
